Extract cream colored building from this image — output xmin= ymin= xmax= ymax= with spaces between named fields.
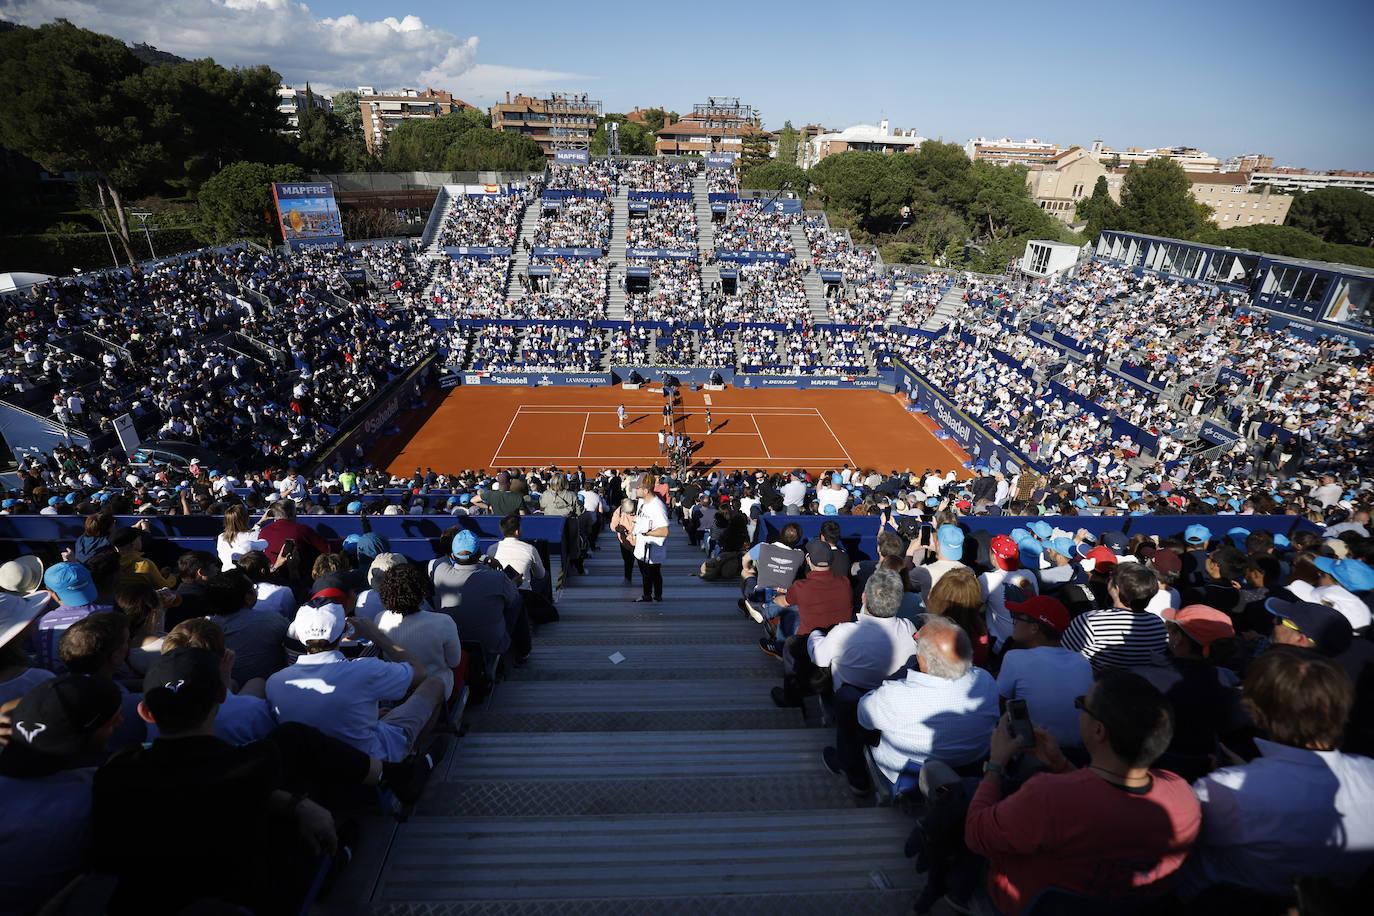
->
xmin=800 ymin=120 xmax=925 ymax=168
xmin=1191 ymin=172 xmax=1291 ymax=227
xmin=1088 ymin=140 xmax=1221 ymax=172
xmin=1025 ymin=147 xmax=1122 ymax=223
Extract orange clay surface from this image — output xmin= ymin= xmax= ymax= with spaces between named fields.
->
xmin=372 ymin=385 xmax=971 ymax=479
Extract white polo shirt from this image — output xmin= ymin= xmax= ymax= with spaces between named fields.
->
xmin=266 ymin=651 xmax=412 ymax=761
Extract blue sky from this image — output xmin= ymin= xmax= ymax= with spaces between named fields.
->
xmin=9 ymin=0 xmax=1372 ymax=169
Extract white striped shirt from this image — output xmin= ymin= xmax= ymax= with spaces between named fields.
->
xmin=1060 ymin=607 xmax=1168 ymax=672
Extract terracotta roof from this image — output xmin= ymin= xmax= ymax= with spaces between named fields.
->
xmin=1190 ymin=172 xmax=1250 ymax=186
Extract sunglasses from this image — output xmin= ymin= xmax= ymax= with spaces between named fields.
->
xmin=1010 ymin=612 xmax=1037 ymax=625
xmin=1277 ymin=617 xmax=1307 ymax=638
xmin=1074 ymin=694 xmax=1101 ymax=721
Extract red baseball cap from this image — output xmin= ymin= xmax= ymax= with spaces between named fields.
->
xmin=1085 ymin=545 xmax=1119 ymax=571
xmin=1161 ymin=604 xmax=1234 ymax=656
xmin=1007 ymin=595 xmax=1071 ymax=634
xmin=990 ymin=535 xmax=1020 ymax=571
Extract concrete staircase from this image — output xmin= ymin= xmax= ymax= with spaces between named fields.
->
xmin=791 ymin=225 xmax=830 ymax=323
xmin=921 ymin=285 xmax=967 ymax=333
xmin=607 ymin=268 xmax=627 ymax=321
xmin=609 ymin=188 xmax=629 ymax=264
xmin=693 ymin=174 xmax=716 ymax=252
xmin=505 ymin=203 xmax=543 ymax=304
xmin=886 ymin=271 xmax=911 ymax=325
xmin=359 ymin=525 xmax=928 ymax=915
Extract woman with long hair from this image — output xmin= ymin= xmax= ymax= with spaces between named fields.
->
xmin=926 ymin=567 xmax=990 ymax=669
xmin=216 ymin=504 xmax=267 ymax=571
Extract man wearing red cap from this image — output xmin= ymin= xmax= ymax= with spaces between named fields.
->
xmin=997 ymin=596 xmax=1094 ymax=748
xmin=980 ymin=535 xmax=1040 ymax=653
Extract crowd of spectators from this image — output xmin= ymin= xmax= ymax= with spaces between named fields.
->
xmin=712 ymin=202 xmax=797 ymax=253
xmin=545 ymin=161 xmax=618 ymax=195
xmin=430 ymin=257 xmax=511 ymax=317
xmin=435 ymin=192 xmax=529 ymax=249
xmin=707 ymin=262 xmax=811 ymax=324
xmin=672 ymin=459 xmax=1373 ymax=914
xmin=519 ymin=258 xmax=608 ymax=321
xmin=531 ymin=198 xmax=611 ymax=250
xmin=706 ymin=170 xmax=739 ymax=195
xmin=625 ymin=202 xmax=697 ymax=249
xmin=617 ymin=159 xmax=699 ymax=193
xmin=623 ymin=260 xmax=703 ymax=324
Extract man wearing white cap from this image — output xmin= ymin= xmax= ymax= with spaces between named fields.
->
xmin=266 ymin=600 xmax=445 ymax=762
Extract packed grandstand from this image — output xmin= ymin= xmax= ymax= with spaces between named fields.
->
xmin=1 ymin=153 xmax=1372 ymax=916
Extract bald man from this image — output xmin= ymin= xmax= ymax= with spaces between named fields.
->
xmin=856 ymin=616 xmax=1000 ymax=787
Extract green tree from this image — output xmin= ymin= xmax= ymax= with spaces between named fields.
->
xmin=0 ymin=20 xmax=163 ymax=262
xmin=1116 ymin=157 xmax=1209 ymax=239
xmin=739 ymin=131 xmax=772 ymax=170
xmin=901 ymin=140 xmax=977 ymax=214
xmin=1075 ymin=175 xmax=1122 ymax=242
xmin=136 ymin=57 xmax=286 ymax=189
xmin=740 ymin=159 xmax=807 ymax=193
xmin=328 ymin=90 xmax=363 ymax=139
xmin=809 ymin=151 xmax=914 ymax=232
xmin=295 ymin=86 xmax=373 ymax=172
xmin=1286 ymin=188 xmax=1374 ymax=247
xmin=775 ymin=121 xmax=800 ymax=166
xmin=196 ymin=160 xmax=306 ymax=244
xmin=443 ymin=128 xmax=545 ymax=172
xmin=639 ymin=108 xmax=677 ymax=134
xmin=380 ymin=108 xmax=487 ymax=171
xmin=967 ymin=159 xmax=1058 ymax=243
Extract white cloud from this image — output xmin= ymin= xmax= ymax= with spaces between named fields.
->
xmin=1 ymin=0 xmax=579 ymax=97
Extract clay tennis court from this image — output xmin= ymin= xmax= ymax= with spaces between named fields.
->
xmin=373 ymin=386 xmax=970 ymax=478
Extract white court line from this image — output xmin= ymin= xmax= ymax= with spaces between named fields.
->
xmin=577 ymin=412 xmax=590 ymax=458
xmin=491 ymin=405 xmax=523 ymax=467
xmin=750 ymin=413 xmax=772 ymax=459
xmin=491 ymin=456 xmax=852 ymax=462
xmin=511 ymin=405 xmax=823 ymax=411
xmin=583 ymin=430 xmax=760 ymax=436
xmin=814 ymin=411 xmax=855 ymax=467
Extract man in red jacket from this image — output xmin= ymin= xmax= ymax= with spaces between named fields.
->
xmin=947 ymin=669 xmax=1201 ymax=914
xmin=766 ymin=539 xmax=852 ymax=707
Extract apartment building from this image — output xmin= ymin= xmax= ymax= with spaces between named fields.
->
xmin=1191 ymin=172 xmax=1291 ymax=226
xmin=490 ymin=92 xmax=603 ymax=159
xmin=357 ymin=87 xmax=471 ymax=155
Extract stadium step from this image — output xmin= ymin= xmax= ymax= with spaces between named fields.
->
xmin=693 ymin=173 xmax=716 ymax=252
xmin=361 ymin=526 xmax=932 ymax=915
xmin=505 ymin=204 xmax=542 ymax=302
xmin=921 ymin=285 xmax=966 ymax=332
xmin=792 ymin=225 xmax=830 ymax=324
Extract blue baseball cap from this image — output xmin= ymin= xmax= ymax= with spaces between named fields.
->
xmin=459 ymin=493 xmax=472 ymax=505
xmin=1028 ymin=521 xmax=1053 ymax=539
xmin=346 ymin=500 xmax=363 ymax=514
xmin=1273 ymin=533 xmax=1290 ymax=548
xmin=355 ymin=532 xmax=389 ymax=560
xmin=43 ymin=562 xmax=98 ymax=607
xmin=47 ymin=496 xmax=61 ymax=507
xmin=937 ymin=524 xmax=965 ymax=554
xmin=1226 ymin=527 xmax=1251 ymax=547
xmin=452 ymin=530 xmax=480 ymax=558
xmin=1314 ymin=557 xmax=1374 ymax=593
xmin=1048 ymin=537 xmax=1078 ymax=559
xmin=1184 ymin=524 xmax=1211 ymax=546
xmin=925 ymin=496 xmax=940 ymax=508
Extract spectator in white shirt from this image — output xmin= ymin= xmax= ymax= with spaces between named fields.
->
xmin=486 ymin=514 xmax=546 ymax=592
xmin=816 ymin=569 xmax=918 ymax=794
xmin=375 ymin=563 xmax=462 ymax=697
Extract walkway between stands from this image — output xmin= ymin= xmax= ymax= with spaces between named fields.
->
xmin=345 ymin=525 xmax=928 ymax=915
